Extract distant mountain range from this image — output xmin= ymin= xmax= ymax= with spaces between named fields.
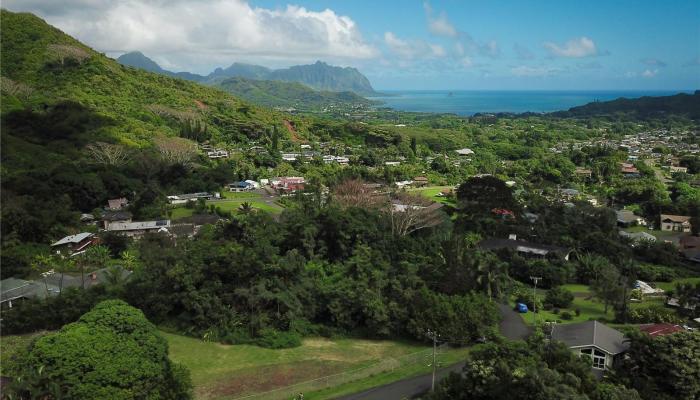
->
xmin=551 ymin=90 xmax=700 ymax=120
xmin=116 ymin=51 xmax=377 ymax=95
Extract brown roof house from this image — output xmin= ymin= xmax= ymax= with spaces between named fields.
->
xmin=51 ymin=232 xmax=96 ymax=256
xmin=660 ymin=214 xmax=691 ymax=233
xmin=551 ymin=321 xmax=629 ymax=376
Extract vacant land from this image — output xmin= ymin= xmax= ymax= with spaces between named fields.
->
xmin=170 ymin=190 xmax=283 ymax=220
xmin=164 ymin=333 xmax=435 ymax=400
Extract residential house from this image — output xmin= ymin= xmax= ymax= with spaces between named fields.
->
xmin=207 ymin=149 xmax=229 ymax=159
xmin=619 ymin=231 xmax=656 ymax=245
xmin=413 ymin=176 xmax=429 ymax=187
xmin=660 ymin=214 xmax=691 ymax=232
xmin=558 ymin=188 xmax=580 ymax=201
xmin=574 ymin=167 xmax=593 ymax=179
xmin=1 ymin=267 xmax=132 ymax=309
xmin=106 ymin=220 xmax=171 ymax=238
xmin=229 ymin=181 xmax=255 ymax=192
xmin=51 ymin=232 xmax=96 ymax=256
xmin=102 ymin=210 xmax=133 ymax=230
xmin=550 ymin=320 xmax=629 ymax=374
xmin=106 ymin=197 xmax=128 ymax=211
xmin=478 ymin=236 xmax=572 ymax=260
xmin=620 ymin=163 xmax=641 ymax=178
xmin=281 ymin=153 xmax=300 ymax=162
xmin=616 ymin=210 xmax=647 ymax=227
xmin=271 ymin=177 xmax=305 ymax=193
xmin=167 ymin=192 xmax=213 ymax=205
xmin=384 ymin=161 xmax=401 ymax=166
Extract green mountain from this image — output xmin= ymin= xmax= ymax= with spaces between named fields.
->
xmin=116 ymin=52 xmax=376 ymax=108
xmin=551 ymin=91 xmax=700 ymax=120
xmin=215 ymin=76 xmax=375 ymax=110
xmin=116 ymin=51 xmax=377 ymax=95
xmin=267 ymin=61 xmax=376 ymax=95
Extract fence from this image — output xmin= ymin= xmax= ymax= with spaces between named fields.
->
xmin=230 ymin=343 xmax=449 ymax=400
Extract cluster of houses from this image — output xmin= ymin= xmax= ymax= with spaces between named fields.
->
xmin=201 ymin=144 xmax=229 ymax=159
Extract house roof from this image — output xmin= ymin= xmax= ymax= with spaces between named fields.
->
xmin=660 ymin=214 xmax=691 ymax=224
xmin=478 ymin=238 xmax=568 ymax=256
xmin=454 ymin=148 xmax=474 ymax=155
xmin=616 ymin=210 xmax=642 ymax=224
xmin=551 ymin=321 xmax=628 ymax=355
xmin=638 ymin=323 xmax=684 ymax=337
xmin=107 ymin=220 xmax=170 ymax=231
xmin=102 ymin=210 xmax=133 ymax=221
xmin=51 ymin=232 xmax=94 ymax=247
xmin=619 ymin=231 xmax=656 ymax=243
xmin=107 ymin=198 xmax=128 ymax=210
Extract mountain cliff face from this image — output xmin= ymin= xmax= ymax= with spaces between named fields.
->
xmin=267 ymin=61 xmax=376 ymax=95
xmin=117 ymin=52 xmax=377 ymax=95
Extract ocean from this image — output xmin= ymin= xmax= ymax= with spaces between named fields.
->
xmin=369 ymin=90 xmax=692 ymax=116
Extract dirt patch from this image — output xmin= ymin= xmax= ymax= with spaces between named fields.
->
xmin=202 ymin=360 xmax=350 ymax=399
xmin=283 ymin=119 xmax=302 ymax=143
xmin=194 ymin=100 xmax=208 ymax=110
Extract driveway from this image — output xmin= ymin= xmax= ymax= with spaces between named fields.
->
xmin=498 ymin=303 xmax=531 ymax=340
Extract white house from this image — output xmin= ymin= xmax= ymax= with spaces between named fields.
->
xmin=455 ymin=148 xmax=475 ymax=156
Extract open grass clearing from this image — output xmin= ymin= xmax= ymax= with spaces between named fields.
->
xmin=164 ymin=332 xmax=433 ymax=400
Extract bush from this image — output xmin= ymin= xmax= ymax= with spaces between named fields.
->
xmin=552 ymin=308 xmax=560 ymax=315
xmin=561 ymin=311 xmax=573 ymax=320
xmin=255 ymin=328 xmax=302 ymax=349
xmin=545 ymin=286 xmax=574 ymax=308
xmin=512 ymin=287 xmax=543 ymax=312
xmin=627 ymin=305 xmax=682 ymax=324
xmin=575 ymin=308 xmax=581 ymax=316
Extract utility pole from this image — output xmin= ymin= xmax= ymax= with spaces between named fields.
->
xmin=427 ymin=329 xmax=439 ymax=392
xmin=530 ymin=276 xmax=541 ymax=325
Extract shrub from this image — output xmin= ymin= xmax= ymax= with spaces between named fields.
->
xmin=561 ymin=311 xmax=573 ymax=320
xmin=545 ymin=286 xmax=574 ymax=308
xmin=552 ymin=308 xmax=560 ymax=315
xmin=255 ymin=328 xmax=302 ymax=349
xmin=627 ymin=305 xmax=682 ymax=324
xmin=575 ymin=308 xmax=581 ymax=316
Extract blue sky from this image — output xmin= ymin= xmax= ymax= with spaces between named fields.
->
xmin=6 ymin=0 xmax=700 ymax=90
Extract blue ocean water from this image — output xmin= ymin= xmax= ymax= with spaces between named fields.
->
xmin=369 ymin=90 xmax=692 ymax=115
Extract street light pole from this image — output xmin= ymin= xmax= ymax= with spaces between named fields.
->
xmin=530 ymin=276 xmax=541 ymax=325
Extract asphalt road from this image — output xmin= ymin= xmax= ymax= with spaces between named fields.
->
xmin=335 ymin=304 xmax=530 ymax=399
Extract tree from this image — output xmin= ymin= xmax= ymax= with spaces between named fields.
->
xmin=456 ymin=176 xmax=515 ymax=212
xmin=81 ymin=245 xmax=111 ymax=287
xmin=474 ymin=252 xmax=509 ymax=302
xmin=154 ymin=136 xmax=197 ymax=165
xmin=85 ymin=142 xmax=130 ymax=166
xmin=387 ymin=192 xmax=445 ymax=237
xmin=47 ymin=44 xmax=91 ymax=65
xmin=546 ymin=286 xmax=575 ymax=308
xmin=332 ymin=179 xmax=384 ymax=209
xmin=616 ymin=331 xmax=700 ymax=400
xmin=7 ymin=300 xmax=192 ymax=399
xmin=590 ymin=266 xmax=623 ymax=314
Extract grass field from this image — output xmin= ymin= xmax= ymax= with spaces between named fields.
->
xmin=169 ymin=194 xmax=283 ymax=220
xmin=409 ymin=185 xmax=456 ymax=205
xmin=518 ymin=283 xmax=672 ymax=326
xmin=165 ymin=333 xmax=440 ymax=400
xmin=654 ymin=277 xmax=700 ymax=292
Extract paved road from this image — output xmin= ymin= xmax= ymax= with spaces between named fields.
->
xmin=335 ymin=304 xmax=530 ymax=399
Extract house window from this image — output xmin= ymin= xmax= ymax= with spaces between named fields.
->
xmin=580 ymin=348 xmax=607 ymax=370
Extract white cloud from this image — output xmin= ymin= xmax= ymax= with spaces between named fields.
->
xmin=544 ymin=37 xmax=599 ymax=58
xmin=3 ymin=0 xmax=378 ymax=72
xmin=641 ymin=69 xmax=658 ymax=78
xmin=459 ymin=57 xmax=473 ymax=68
xmin=384 ymin=32 xmax=445 ymax=59
xmin=510 ymin=65 xmax=561 ymax=77
xmin=424 ymin=1 xmax=457 ymax=37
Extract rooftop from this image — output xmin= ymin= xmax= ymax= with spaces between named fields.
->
xmin=551 ymin=320 xmax=628 ymax=355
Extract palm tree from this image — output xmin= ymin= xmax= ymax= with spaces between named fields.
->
xmin=474 ymin=252 xmax=510 ymax=302
xmin=120 ymin=250 xmax=138 ymax=272
xmin=83 ymin=245 xmax=111 ymax=287
xmin=238 ymin=202 xmax=254 ymax=214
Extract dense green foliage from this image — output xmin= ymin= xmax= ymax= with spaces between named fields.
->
xmin=6 ymin=300 xmax=192 ymax=399
xmin=552 ymin=91 xmax=700 ymax=121
xmin=615 ymin=331 xmax=700 ymax=400
xmin=428 ymin=336 xmax=639 ymax=400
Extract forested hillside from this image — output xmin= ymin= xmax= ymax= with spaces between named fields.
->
xmin=552 ymin=91 xmax=700 ymax=120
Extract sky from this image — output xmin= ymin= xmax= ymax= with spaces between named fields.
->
xmin=5 ymin=0 xmax=700 ymax=90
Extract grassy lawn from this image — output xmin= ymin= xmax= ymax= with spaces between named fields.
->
xmin=306 ymin=346 xmax=471 ymax=400
xmin=164 ymin=333 xmax=436 ymax=400
xmin=622 ymin=226 xmax=679 ymax=240
xmin=0 ymin=331 xmax=50 ymax=375
xmin=221 ymin=191 xmax=262 ymax=200
xmin=654 ymin=277 xmax=700 ymax=292
xmin=518 ymin=284 xmax=667 ymax=326
xmin=409 ymin=185 xmax=456 ymax=205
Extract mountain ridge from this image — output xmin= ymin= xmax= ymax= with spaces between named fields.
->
xmin=116 ymin=51 xmax=377 ymax=95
